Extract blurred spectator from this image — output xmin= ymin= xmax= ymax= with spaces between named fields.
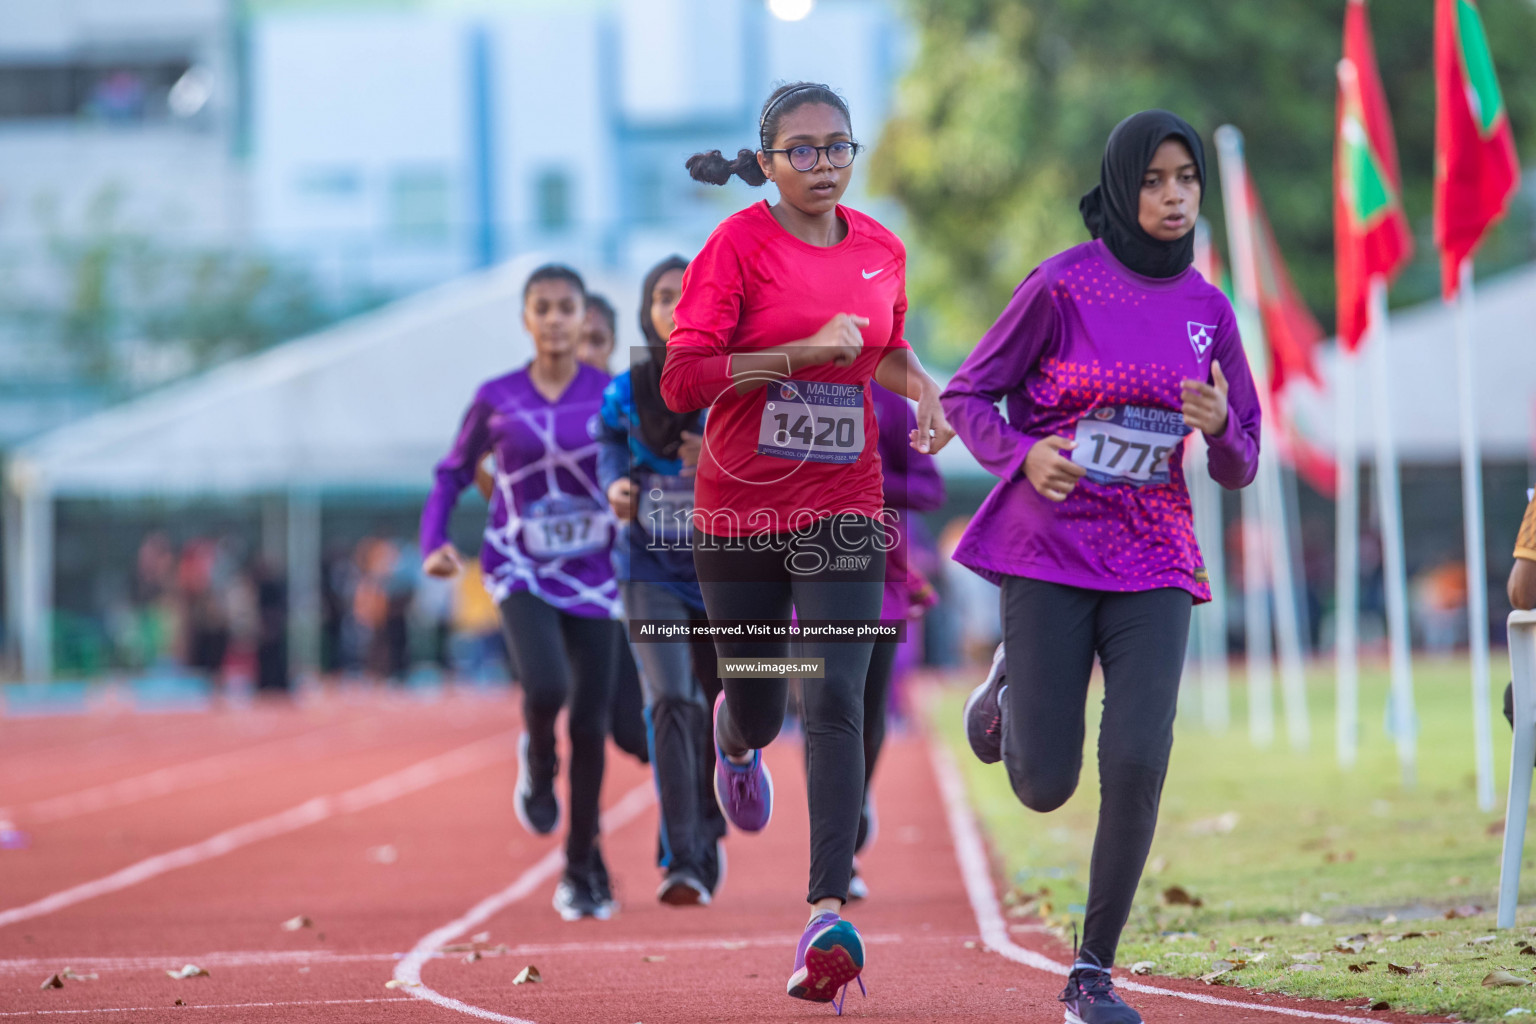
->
xmin=452 ymin=561 xmax=508 ymax=681
xmin=252 ymin=559 xmax=290 ymax=694
xmin=1412 ymin=557 xmax=1468 ymax=654
xmin=177 ymin=539 xmax=231 ymax=682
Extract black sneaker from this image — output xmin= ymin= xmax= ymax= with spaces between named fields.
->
xmin=657 ymin=868 xmax=711 ymax=907
xmin=588 ymin=845 xmax=614 ymax=907
xmin=552 ymin=869 xmax=611 ymax=922
xmin=1058 ymin=952 xmax=1141 ymax=1024
xmin=700 ymin=837 xmax=727 ymax=898
xmin=514 ymin=733 xmax=559 ymax=836
xmin=962 ymin=644 xmax=1007 ymax=764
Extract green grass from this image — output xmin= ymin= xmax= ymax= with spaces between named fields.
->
xmin=935 ymin=655 xmax=1536 ymax=1022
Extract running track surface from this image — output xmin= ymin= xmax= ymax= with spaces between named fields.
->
xmin=0 ymin=686 xmax=1450 ymax=1023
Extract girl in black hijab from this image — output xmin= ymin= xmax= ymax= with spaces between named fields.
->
xmin=943 ymin=109 xmax=1261 ymax=1024
xmin=596 ymin=256 xmax=726 ymax=906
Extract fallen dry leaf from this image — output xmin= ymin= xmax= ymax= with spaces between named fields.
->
xmin=1446 ymin=905 xmax=1485 ymax=920
xmin=1299 ymin=912 xmax=1325 ymax=927
xmin=963 ymin=941 xmax=977 ymax=950
xmin=1387 ymin=962 xmax=1422 ymax=975
xmin=642 ymin=955 xmax=666 ymax=963
xmin=1162 ymin=885 xmax=1203 ymax=908
xmin=463 ymin=952 xmax=481 ymax=964
xmin=174 ymin=998 xmax=185 ymax=1005
xmin=1336 ymin=941 xmax=1367 ymax=955
xmin=1370 ymin=1001 xmax=1390 ymax=1011
xmin=513 ymin=966 xmax=541 ymax=985
xmin=1129 ymin=961 xmax=1156 ymax=976
xmin=1485 ymin=970 xmax=1534 ymax=987
xmin=1349 ymin=964 xmax=1371 ymax=973
xmin=40 ymin=973 xmax=64 ymax=990
xmin=1292 ymin=952 xmax=1323 ymax=963
xmin=281 ymin=915 xmax=312 ymax=932
xmin=60 ymin=968 xmax=97 ymax=981
xmin=1471 ymin=936 xmax=1500 ymax=945
xmin=384 ymin=979 xmax=420 ymax=989
xmin=1199 ymin=960 xmax=1242 ymax=984
xmin=165 ymin=965 xmax=209 ymax=980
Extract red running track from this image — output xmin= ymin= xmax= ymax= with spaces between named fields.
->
xmin=0 ymin=686 xmax=1448 ymax=1023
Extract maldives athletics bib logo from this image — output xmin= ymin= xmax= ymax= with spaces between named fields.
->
xmin=1187 ymin=321 xmax=1216 ymax=359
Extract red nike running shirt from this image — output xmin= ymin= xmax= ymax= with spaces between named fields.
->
xmin=661 ymin=201 xmax=910 ymax=537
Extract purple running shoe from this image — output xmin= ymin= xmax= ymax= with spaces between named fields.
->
xmin=786 ymin=911 xmax=866 ymax=1013
xmin=712 ymin=692 xmax=773 ymax=833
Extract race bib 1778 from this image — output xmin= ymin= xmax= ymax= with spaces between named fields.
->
xmin=756 ymin=380 xmax=866 ymax=465
xmin=1070 ymin=405 xmax=1191 ymax=487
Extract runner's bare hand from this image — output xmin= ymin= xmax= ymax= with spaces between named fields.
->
xmin=423 ymin=543 xmax=462 ymax=578
xmin=607 ymin=478 xmax=638 ymax=520
xmin=911 ymin=388 xmax=955 ymax=455
xmin=678 ymin=431 xmax=703 ymax=479
xmin=800 ymin=314 xmax=868 ymax=368
xmin=1023 ymin=436 xmax=1087 ymax=502
xmin=1181 ymin=360 xmax=1229 ymax=437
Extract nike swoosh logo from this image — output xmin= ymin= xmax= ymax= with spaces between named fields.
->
xmin=862 ymin=268 xmax=884 ymax=279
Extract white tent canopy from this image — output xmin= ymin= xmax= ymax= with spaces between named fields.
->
xmin=4 ymin=255 xmax=641 ymax=680
xmin=1292 ymin=261 xmax=1536 ymax=461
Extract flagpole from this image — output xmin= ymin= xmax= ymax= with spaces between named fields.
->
xmin=1189 ymin=435 xmax=1231 ymax=731
xmin=1335 ymin=346 xmax=1361 ymax=769
xmin=1454 ymin=257 xmax=1496 ymax=810
xmin=1367 ymin=276 xmax=1417 ymax=787
xmin=1215 ymin=124 xmax=1305 ymax=749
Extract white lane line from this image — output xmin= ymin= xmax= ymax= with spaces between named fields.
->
xmin=926 ymin=726 xmax=1417 ymax=1024
xmin=0 ymin=730 xmax=518 ymax=930
xmin=392 ymin=780 xmax=657 ymax=1024
xmin=2 ymin=719 xmax=382 ymax=825
xmin=0 ymin=998 xmax=402 ymax=1017
xmin=0 ymin=932 xmax=934 ymax=978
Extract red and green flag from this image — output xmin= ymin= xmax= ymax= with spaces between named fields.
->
xmin=1334 ymin=0 xmax=1413 ymax=353
xmin=1434 ymin=0 xmax=1521 ymax=299
xmin=1247 ymin=181 xmax=1338 ymax=496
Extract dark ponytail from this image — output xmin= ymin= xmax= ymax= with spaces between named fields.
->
xmin=685 ymin=148 xmax=767 ymax=187
xmin=684 ymin=81 xmax=851 ymax=188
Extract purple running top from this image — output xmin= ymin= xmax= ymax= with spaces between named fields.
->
xmin=420 ymin=362 xmax=620 ymax=619
xmin=941 ymin=240 xmax=1262 ymax=602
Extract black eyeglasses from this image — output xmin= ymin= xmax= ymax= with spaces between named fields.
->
xmin=763 ymin=141 xmax=860 ymax=173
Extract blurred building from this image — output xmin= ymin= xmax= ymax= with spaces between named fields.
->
xmin=248 ymin=0 xmax=908 ymax=294
xmin=0 ymin=0 xmax=908 ymax=446
xmin=0 ymin=0 xmax=246 ymax=442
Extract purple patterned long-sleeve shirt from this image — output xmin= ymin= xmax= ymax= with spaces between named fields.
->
xmin=420 ymin=363 xmax=620 ymax=619
xmin=940 ymin=240 xmax=1261 ymax=602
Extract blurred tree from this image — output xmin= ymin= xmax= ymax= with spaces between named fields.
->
xmin=6 ymin=186 xmax=385 ymax=391
xmin=872 ymin=0 xmax=1536 ymax=365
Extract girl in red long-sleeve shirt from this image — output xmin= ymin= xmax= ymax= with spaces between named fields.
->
xmin=661 ymin=81 xmax=953 ymax=1010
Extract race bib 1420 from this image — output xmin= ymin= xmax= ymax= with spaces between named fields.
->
xmin=756 ymin=380 xmax=865 ymax=465
xmin=1070 ymin=405 xmax=1191 ymax=487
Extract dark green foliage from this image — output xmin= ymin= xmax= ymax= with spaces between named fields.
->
xmin=872 ymin=0 xmax=1536 ymax=365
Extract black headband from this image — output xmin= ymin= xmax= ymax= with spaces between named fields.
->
xmin=759 ymin=85 xmax=821 ymax=147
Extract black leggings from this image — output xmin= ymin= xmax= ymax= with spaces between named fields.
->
xmin=498 ymin=591 xmax=621 ymax=870
xmin=998 ymin=576 xmax=1192 ymax=968
xmin=799 ymin=638 xmax=898 ymax=854
xmin=694 ymin=514 xmax=885 ymax=905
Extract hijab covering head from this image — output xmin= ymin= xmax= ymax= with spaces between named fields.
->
xmin=1078 ymin=110 xmax=1205 ymax=279
xmin=629 ymin=255 xmax=699 ymax=461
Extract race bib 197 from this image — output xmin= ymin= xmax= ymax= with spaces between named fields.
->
xmin=637 ymin=473 xmax=694 ymax=543
xmin=520 ymin=494 xmax=610 ymax=559
xmin=1070 ymin=405 xmax=1190 ymax=487
xmin=756 ymin=381 xmax=865 ymax=465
